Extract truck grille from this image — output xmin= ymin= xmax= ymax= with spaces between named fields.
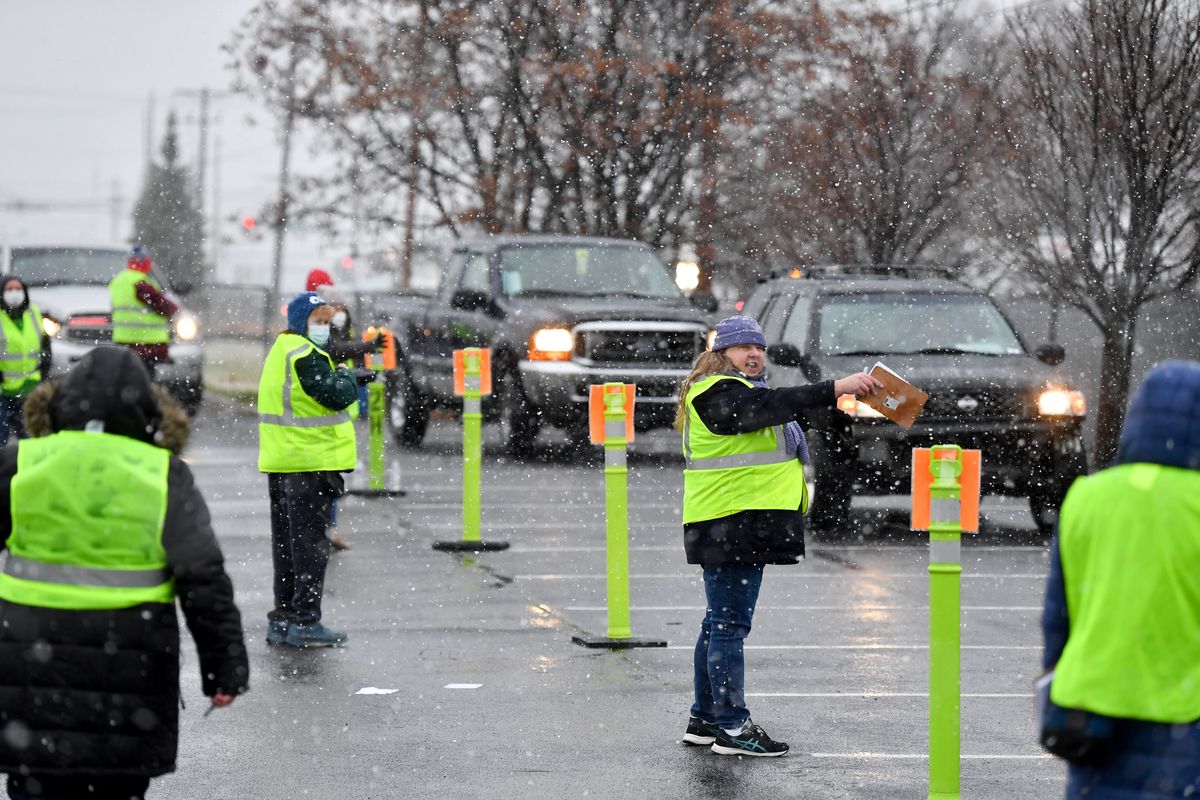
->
xmin=575 ymin=322 xmax=706 ymax=366
xmin=924 ymin=391 xmax=1026 ymax=421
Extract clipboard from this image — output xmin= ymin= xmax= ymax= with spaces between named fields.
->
xmin=861 ymin=362 xmax=928 ymax=429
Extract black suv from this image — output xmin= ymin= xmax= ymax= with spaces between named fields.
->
xmin=743 ymin=266 xmax=1088 ymax=533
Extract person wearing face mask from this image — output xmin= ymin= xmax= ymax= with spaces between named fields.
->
xmin=674 ymin=315 xmax=882 ymax=757
xmin=0 ymin=277 xmax=49 ymax=445
xmin=257 ymin=292 xmax=373 ymax=648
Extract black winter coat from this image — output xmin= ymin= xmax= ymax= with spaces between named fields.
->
xmin=683 ymin=376 xmax=834 ymax=565
xmin=0 ymin=347 xmax=249 ymax=778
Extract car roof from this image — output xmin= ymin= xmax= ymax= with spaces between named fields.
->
xmin=759 ymin=275 xmax=977 ymax=295
xmin=451 ymin=234 xmax=649 ymax=251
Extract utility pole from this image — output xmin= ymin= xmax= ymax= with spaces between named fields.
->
xmin=264 ymin=42 xmax=299 ymax=357
xmin=212 ymin=135 xmax=223 ymax=280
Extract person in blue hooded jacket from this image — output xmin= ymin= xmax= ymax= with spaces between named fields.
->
xmin=1041 ymin=360 xmax=1200 ymax=798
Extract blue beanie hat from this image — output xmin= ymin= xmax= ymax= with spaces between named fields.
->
xmin=1117 ymin=360 xmax=1200 ymax=470
xmin=287 ymin=291 xmax=327 ymax=334
xmin=711 ymin=315 xmax=767 ymax=352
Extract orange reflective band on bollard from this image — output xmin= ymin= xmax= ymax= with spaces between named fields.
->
xmin=911 ymin=448 xmax=981 ymax=533
xmin=452 ymin=348 xmax=492 ymax=396
xmin=588 ymin=383 xmax=635 ymax=444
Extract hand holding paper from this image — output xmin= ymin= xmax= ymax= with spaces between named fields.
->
xmin=857 ymin=362 xmax=929 ymax=429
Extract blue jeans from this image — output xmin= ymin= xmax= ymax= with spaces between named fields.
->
xmin=691 ymin=564 xmax=765 ymax=729
xmin=0 ymin=394 xmax=27 ymax=445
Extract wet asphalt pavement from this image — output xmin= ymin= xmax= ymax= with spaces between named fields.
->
xmin=155 ymin=398 xmax=1066 ymax=799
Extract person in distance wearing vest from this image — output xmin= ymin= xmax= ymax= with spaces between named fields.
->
xmin=1041 ymin=360 xmax=1200 ymax=798
xmin=676 ymin=315 xmax=881 ymax=757
xmin=0 ymin=277 xmax=49 ymax=445
xmin=0 ymin=346 xmax=249 ymax=800
xmin=107 ymin=245 xmax=179 ymax=375
xmin=259 ymin=291 xmax=373 ymax=648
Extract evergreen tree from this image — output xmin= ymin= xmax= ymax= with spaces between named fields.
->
xmin=131 ymin=113 xmax=206 ymax=294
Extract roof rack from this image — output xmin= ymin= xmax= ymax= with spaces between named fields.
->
xmin=763 ymin=264 xmax=958 ymax=281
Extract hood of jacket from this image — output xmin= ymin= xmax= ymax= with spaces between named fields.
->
xmin=22 ymin=346 xmax=189 ymax=455
xmin=1117 ymin=360 xmax=1200 ymax=470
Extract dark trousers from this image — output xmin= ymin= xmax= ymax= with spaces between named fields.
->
xmin=268 ymin=472 xmax=341 ymax=625
xmin=7 ymin=774 xmax=150 ymax=800
xmin=0 ymin=395 xmax=27 ymax=445
xmin=691 ymin=564 xmax=766 ymax=730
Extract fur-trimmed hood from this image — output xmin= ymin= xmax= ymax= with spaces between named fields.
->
xmin=23 ymin=346 xmax=189 ymax=455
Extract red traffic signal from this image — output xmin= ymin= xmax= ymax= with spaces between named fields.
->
xmin=240 ymin=216 xmax=257 ymax=233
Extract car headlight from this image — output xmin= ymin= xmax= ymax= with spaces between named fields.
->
xmin=837 ymin=393 xmax=885 ymax=418
xmin=41 ymin=315 xmax=62 ymax=338
xmin=528 ymin=327 xmax=573 ymax=361
xmin=1037 ymin=388 xmax=1086 ymax=417
xmin=173 ymin=312 xmax=201 ymax=341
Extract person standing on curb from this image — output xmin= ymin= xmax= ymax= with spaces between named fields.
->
xmin=107 ymin=245 xmax=178 ymax=375
xmin=0 ymin=346 xmax=249 ymax=800
xmin=259 ymin=291 xmax=371 ymax=648
xmin=1041 ymin=360 xmax=1200 ymax=797
xmin=0 ymin=277 xmax=48 ymax=444
xmin=675 ymin=315 xmax=880 ymax=757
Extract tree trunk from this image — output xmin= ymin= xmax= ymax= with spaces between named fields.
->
xmin=1093 ymin=320 xmax=1136 ymax=467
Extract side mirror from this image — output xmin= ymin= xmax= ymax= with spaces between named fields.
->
xmin=767 ymin=343 xmax=803 ymax=366
xmin=1035 ymin=343 xmax=1065 ymax=366
xmin=450 ymin=288 xmax=491 ymax=312
xmin=690 ymin=291 xmax=718 ymax=313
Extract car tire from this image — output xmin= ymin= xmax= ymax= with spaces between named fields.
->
xmin=807 ymin=431 xmax=854 ymax=534
xmin=495 ymin=368 xmax=540 ymax=457
xmin=387 ymin=362 xmax=429 ymax=448
xmin=1029 ymin=436 xmax=1089 ymax=535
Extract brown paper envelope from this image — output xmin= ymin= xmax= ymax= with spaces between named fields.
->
xmin=860 ymin=366 xmax=929 ymax=429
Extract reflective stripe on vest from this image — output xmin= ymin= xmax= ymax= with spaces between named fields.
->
xmin=681 ymin=373 xmax=807 ymax=524
xmin=257 ymin=333 xmax=357 ymax=472
xmin=108 ymin=269 xmax=170 ymax=344
xmin=1051 ymin=463 xmax=1200 ymax=723
xmin=0 ymin=430 xmax=173 ymax=611
xmin=0 ymin=306 xmax=43 ymax=393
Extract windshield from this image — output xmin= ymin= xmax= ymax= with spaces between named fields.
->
xmin=816 ymin=292 xmax=1025 ymax=356
xmin=9 ymin=247 xmax=126 ymax=287
xmin=498 ymin=244 xmax=682 ymax=299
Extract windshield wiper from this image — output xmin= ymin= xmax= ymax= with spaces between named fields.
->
xmin=826 ymin=349 xmax=888 ymax=357
xmin=895 ymin=347 xmax=999 ymax=356
xmin=512 ymin=289 xmax=588 ymax=298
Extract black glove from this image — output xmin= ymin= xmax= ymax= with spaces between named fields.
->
xmin=351 ymin=367 xmax=378 ymax=385
xmin=372 ymin=332 xmax=389 ymax=352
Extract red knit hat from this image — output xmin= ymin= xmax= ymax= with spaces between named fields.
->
xmin=306 ymin=268 xmax=334 ymax=292
xmin=128 ymin=245 xmax=153 ymax=273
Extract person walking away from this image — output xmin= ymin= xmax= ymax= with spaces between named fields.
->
xmin=108 ymin=245 xmax=178 ymax=375
xmin=1041 ymin=360 xmax=1200 ymax=798
xmin=0 ymin=278 xmax=48 ymax=444
xmin=677 ymin=315 xmax=881 ymax=757
xmin=0 ymin=346 xmax=249 ymax=800
xmin=259 ymin=292 xmax=371 ymax=647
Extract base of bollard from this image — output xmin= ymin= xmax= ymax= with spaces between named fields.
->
xmin=571 ymin=634 xmax=667 ymax=649
xmin=344 ymin=489 xmax=407 ymax=498
xmin=432 ymin=540 xmax=510 ymax=552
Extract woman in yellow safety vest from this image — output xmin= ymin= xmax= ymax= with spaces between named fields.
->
xmin=676 ymin=315 xmax=880 ymax=757
xmin=0 ymin=277 xmax=49 ymax=445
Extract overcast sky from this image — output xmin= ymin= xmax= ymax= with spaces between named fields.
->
xmin=0 ymin=0 xmax=1034 ymax=287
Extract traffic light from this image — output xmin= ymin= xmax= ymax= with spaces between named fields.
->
xmin=240 ymin=216 xmax=257 ymax=233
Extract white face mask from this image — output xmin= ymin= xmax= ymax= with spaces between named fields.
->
xmin=3 ymin=290 xmax=24 ymax=307
xmin=332 ymin=311 xmax=348 ymax=329
xmin=308 ymin=324 xmax=331 ymax=346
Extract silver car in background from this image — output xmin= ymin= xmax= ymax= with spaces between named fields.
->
xmin=0 ymin=245 xmax=204 ymax=414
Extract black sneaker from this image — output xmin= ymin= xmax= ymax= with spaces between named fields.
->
xmin=711 ymin=719 xmax=789 ymax=757
xmin=682 ymin=717 xmax=721 ymax=746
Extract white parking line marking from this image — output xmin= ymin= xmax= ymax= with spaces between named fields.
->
xmin=748 ymin=692 xmax=1033 ymax=698
xmin=517 ymin=573 xmax=1045 ymax=580
xmin=561 ymin=606 xmax=1041 ymax=614
xmin=808 ymin=753 xmax=1053 ymax=760
xmin=662 ymin=644 xmax=1039 ymax=651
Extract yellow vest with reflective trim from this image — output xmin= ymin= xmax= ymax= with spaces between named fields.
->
xmin=257 ymin=332 xmax=356 ymax=472
xmin=682 ymin=374 xmax=808 ymax=524
xmin=0 ymin=431 xmax=174 ymax=610
xmin=1051 ymin=463 xmax=1200 ymax=723
xmin=0 ymin=305 xmax=43 ymax=394
xmin=108 ymin=268 xmax=170 ymax=345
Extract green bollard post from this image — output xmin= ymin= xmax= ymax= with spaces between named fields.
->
xmin=572 ymin=383 xmax=665 ymax=649
xmin=927 ymin=444 xmax=963 ymax=800
xmin=433 ymin=348 xmax=508 ymax=552
xmin=368 ymin=379 xmax=385 ymax=491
